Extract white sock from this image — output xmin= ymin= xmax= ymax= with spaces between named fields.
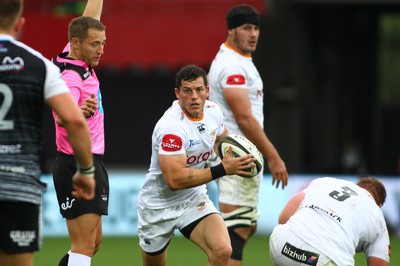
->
xmin=67 ymin=252 xmax=91 ymax=266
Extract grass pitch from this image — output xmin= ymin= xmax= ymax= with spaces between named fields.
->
xmin=34 ymin=235 xmax=399 ymax=266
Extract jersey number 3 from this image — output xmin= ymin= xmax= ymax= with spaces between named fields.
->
xmin=329 ymin=186 xmax=358 ymax=202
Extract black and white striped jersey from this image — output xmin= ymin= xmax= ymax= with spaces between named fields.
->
xmin=0 ymin=34 xmax=69 ymax=204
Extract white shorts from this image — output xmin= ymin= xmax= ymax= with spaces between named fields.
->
xmin=137 ymin=193 xmax=219 ymax=254
xmin=269 ymin=224 xmax=337 ymax=266
xmin=216 ymin=174 xmax=261 ymax=208
xmin=209 ymin=154 xmax=262 ymax=208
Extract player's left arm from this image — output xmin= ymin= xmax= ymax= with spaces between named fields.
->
xmin=214 ymin=127 xmax=229 ymax=156
xmin=82 ymin=0 xmax=103 ymax=21
xmin=215 ymin=126 xmax=229 ymax=143
xmin=224 ymin=87 xmax=288 ymax=189
xmin=278 ymin=191 xmax=305 ymax=224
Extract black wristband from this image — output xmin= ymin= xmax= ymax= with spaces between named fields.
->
xmin=210 ymin=163 xmax=226 ymax=180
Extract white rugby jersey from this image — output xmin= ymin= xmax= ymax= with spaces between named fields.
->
xmin=138 ymin=100 xmax=225 ymax=209
xmin=208 ymin=43 xmax=264 ymax=135
xmin=287 ymin=177 xmax=390 ymax=265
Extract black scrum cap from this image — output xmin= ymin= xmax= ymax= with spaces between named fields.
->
xmin=226 ymin=5 xmax=260 ymax=29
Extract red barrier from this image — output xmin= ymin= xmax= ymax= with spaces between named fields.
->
xmin=20 ymin=0 xmax=264 ymax=69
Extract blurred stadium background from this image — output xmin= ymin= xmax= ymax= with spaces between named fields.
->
xmin=22 ymin=0 xmax=400 ymax=176
xmin=18 ymin=0 xmax=400 ymax=264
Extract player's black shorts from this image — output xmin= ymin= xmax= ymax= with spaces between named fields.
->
xmin=0 ymin=201 xmax=41 ymax=253
xmin=53 ymin=152 xmax=109 ymax=219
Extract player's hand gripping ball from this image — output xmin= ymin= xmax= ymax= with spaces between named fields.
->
xmin=217 ymin=134 xmax=263 ymax=178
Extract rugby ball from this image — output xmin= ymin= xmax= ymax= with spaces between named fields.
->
xmin=217 ymin=134 xmax=263 ymax=178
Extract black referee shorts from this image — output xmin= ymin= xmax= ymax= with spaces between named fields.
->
xmin=53 ymin=152 xmax=109 ymax=219
xmin=0 ymin=201 xmax=41 ymax=253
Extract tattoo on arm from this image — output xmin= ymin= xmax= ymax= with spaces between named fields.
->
xmin=188 ymin=169 xmax=193 ymax=181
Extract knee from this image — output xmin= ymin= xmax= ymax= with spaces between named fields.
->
xmin=210 ymin=241 xmax=232 ymax=263
xmin=74 ymin=239 xmax=100 ymax=257
xmin=85 ymin=242 xmax=97 ymax=257
xmin=93 ymin=242 xmax=101 ymax=255
xmin=250 ymin=224 xmax=257 ymax=236
xmin=93 ymin=236 xmax=103 ymax=255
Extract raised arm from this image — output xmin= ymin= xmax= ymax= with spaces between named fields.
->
xmin=82 ymin=0 xmax=103 ymax=21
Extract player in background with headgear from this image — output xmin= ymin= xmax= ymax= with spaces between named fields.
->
xmin=51 ymin=0 xmax=108 ymax=265
xmin=270 ymin=177 xmax=390 ymax=265
xmin=208 ymin=4 xmax=288 ymax=265
xmin=137 ymin=64 xmax=257 ymax=266
xmin=0 ymin=0 xmax=95 ymax=265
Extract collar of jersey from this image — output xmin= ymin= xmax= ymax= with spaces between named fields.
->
xmin=180 ymin=105 xmax=204 ymax=121
xmin=58 ymin=52 xmax=89 ymax=68
xmin=0 ymin=34 xmax=14 ymax=41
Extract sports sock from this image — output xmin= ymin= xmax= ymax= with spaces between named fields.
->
xmin=59 ymin=250 xmax=71 ymax=266
xmin=67 ymin=252 xmax=91 ymax=266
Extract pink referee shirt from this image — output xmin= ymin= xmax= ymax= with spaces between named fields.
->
xmin=53 ymin=44 xmax=105 ymax=155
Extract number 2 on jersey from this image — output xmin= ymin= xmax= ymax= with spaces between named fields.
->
xmin=0 ymin=83 xmax=14 ymax=130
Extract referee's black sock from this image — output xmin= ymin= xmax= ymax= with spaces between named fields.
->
xmin=58 ymin=253 xmax=69 ymax=266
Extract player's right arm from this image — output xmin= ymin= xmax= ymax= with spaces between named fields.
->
xmin=83 ymin=0 xmax=103 ymax=21
xmin=365 ymin=226 xmax=390 ymax=266
xmin=367 ymin=257 xmax=388 ymax=266
xmin=278 ymin=191 xmax=305 ymax=224
xmin=160 ymin=147 xmax=255 ymax=191
xmin=47 ymin=92 xmax=95 ymax=200
xmin=223 ymin=87 xmax=288 ymax=189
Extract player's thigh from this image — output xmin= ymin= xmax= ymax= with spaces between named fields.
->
xmin=190 ymin=213 xmax=231 ymax=254
xmin=0 ymin=251 xmax=33 ymax=266
xmin=137 ymin=206 xmax=176 ymax=254
xmin=141 ymin=249 xmax=167 ymax=266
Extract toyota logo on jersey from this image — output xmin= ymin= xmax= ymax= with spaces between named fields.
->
xmin=162 ymin=134 xmax=182 ymax=151
xmin=226 ymin=74 xmax=246 ymax=85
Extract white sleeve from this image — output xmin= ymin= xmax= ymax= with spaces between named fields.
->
xmin=156 ymin=119 xmax=187 ymax=156
xmin=43 ymin=58 xmax=70 ymax=100
xmin=365 ymin=227 xmax=390 ymax=262
xmin=216 ymin=104 xmax=225 ymax=136
xmin=220 ymin=64 xmax=249 ymax=90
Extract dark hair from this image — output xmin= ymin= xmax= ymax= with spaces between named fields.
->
xmin=0 ymin=0 xmax=22 ymax=30
xmin=175 ymin=64 xmax=208 ymax=89
xmin=226 ymin=4 xmax=260 ymax=29
xmin=357 ymin=177 xmax=387 ymax=206
xmin=68 ymin=16 xmax=106 ymax=42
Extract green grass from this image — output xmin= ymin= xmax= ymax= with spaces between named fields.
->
xmin=34 ymin=235 xmax=399 ymax=266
